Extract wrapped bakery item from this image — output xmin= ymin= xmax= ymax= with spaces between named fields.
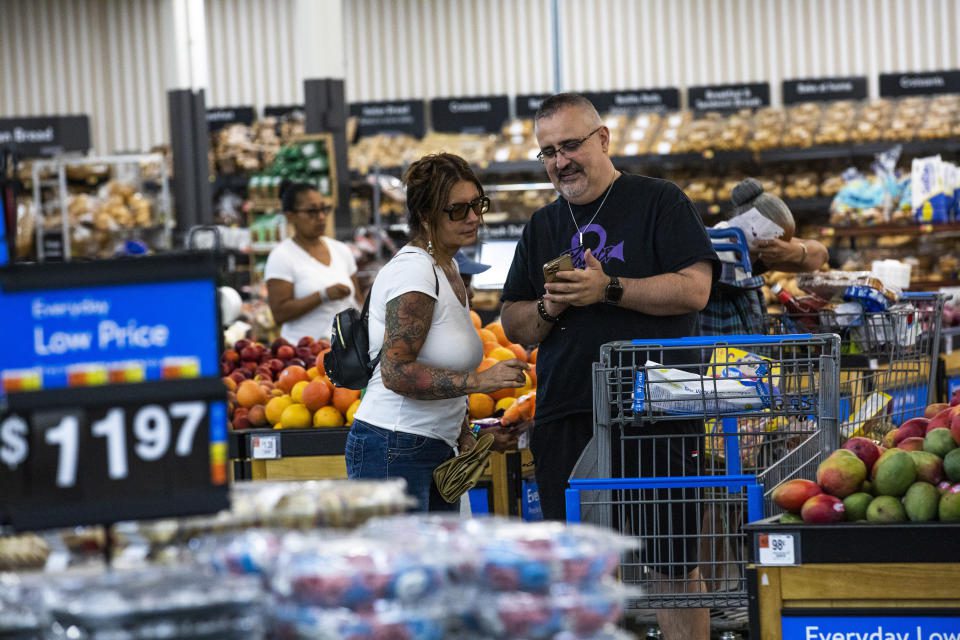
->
xmin=634 ymin=360 xmax=777 ymax=415
xmin=796 ymin=270 xmax=901 ymax=304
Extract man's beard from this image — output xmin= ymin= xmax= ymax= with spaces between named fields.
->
xmin=555 ymin=163 xmax=588 ymax=201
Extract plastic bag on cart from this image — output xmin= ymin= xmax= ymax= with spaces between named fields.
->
xmin=633 ymin=360 xmax=776 ymax=415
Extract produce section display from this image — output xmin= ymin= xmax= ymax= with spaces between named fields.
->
xmin=773 ymin=392 xmax=960 ymax=524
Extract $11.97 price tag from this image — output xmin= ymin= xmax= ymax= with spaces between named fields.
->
xmin=1 ymin=397 xmax=228 ymax=530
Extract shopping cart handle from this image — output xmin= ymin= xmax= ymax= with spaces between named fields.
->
xmin=567 ymin=474 xmax=761 ymax=490
xmin=628 ymin=334 xmax=813 ymax=347
xmin=901 ymin=291 xmax=940 ymax=301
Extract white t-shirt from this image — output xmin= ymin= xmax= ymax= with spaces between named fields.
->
xmin=355 ymin=248 xmax=484 ymax=446
xmin=263 ymin=237 xmax=358 ymax=344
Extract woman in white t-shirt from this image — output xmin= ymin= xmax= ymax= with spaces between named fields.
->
xmin=264 ymin=183 xmax=360 ymax=345
xmin=348 ymin=154 xmax=529 ymax=512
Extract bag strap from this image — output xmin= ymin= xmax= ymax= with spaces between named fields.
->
xmin=365 ymin=250 xmax=441 ymax=372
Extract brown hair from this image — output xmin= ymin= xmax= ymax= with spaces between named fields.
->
xmin=402 ymin=153 xmax=484 ymax=254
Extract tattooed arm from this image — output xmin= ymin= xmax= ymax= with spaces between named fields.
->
xmin=379 ymin=291 xmax=529 ymax=400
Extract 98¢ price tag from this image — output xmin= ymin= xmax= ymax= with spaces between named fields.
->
xmin=757 ymin=532 xmax=797 ymax=565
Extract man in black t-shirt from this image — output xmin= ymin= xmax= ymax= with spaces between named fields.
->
xmin=500 ymin=93 xmax=718 ymax=640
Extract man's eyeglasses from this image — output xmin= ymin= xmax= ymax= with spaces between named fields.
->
xmin=536 ymin=126 xmax=603 ymax=163
xmin=295 ymin=206 xmax=333 ymax=218
xmin=443 ymin=196 xmax=490 ymax=221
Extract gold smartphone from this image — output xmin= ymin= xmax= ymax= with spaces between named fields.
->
xmin=543 ymin=253 xmax=574 ymax=283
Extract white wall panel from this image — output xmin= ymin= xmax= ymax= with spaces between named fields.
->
xmin=343 ymin=0 xmax=554 ymax=102
xmin=0 ymin=0 xmax=169 ymax=153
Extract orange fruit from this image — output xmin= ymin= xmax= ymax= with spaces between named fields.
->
xmin=469 ymin=310 xmax=482 ymax=329
xmin=302 ymin=379 xmax=333 ymax=412
xmin=332 ymin=387 xmax=361 ymax=415
xmin=477 ymin=328 xmax=498 ymax=345
xmin=528 ymin=347 xmax=538 ymax=365
xmin=507 ymin=343 xmax=527 ymax=362
xmin=483 ymin=341 xmax=501 ymax=356
xmin=495 ymin=397 xmax=517 ymax=413
xmin=491 ymin=387 xmax=516 ymax=401
xmin=265 ymin=395 xmax=293 ymax=424
xmin=313 ymin=405 xmax=345 ymax=428
xmin=468 ymin=393 xmax=495 ymax=419
xmin=237 ymin=380 xmax=268 ymax=408
xmin=345 ymin=399 xmax=361 ymax=425
xmin=528 ymin=364 xmax=537 ymax=388
xmin=477 ymin=357 xmax=498 ymax=372
xmin=277 ymin=365 xmax=309 ymax=393
xmin=488 ymin=346 xmax=517 ymax=362
xmin=484 ymin=322 xmax=509 ymax=346
xmin=280 ymin=403 xmax=312 ymax=429
xmin=291 ymin=380 xmax=310 ymax=404
xmin=306 ymin=366 xmax=320 ymax=380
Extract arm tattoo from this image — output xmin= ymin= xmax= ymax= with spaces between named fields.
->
xmin=379 ymin=292 xmax=471 ymax=400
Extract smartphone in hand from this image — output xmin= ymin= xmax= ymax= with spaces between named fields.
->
xmin=543 ymin=253 xmax=573 ymax=283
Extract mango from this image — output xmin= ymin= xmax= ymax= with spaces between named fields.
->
xmin=938 ymin=487 xmax=960 ymax=522
xmin=923 ymin=428 xmax=957 ymax=458
xmin=907 ymin=450 xmax=945 ymax=485
xmin=893 ymin=418 xmax=928 ymax=445
xmin=801 ymin=494 xmax=845 ymax=524
xmin=872 ymin=450 xmax=917 ymax=497
xmin=816 ymin=450 xmax=867 ymax=498
xmin=902 ymin=482 xmax=939 ymax=522
xmin=842 ymin=492 xmax=873 ymax=522
xmin=925 ymin=402 xmax=949 ymax=419
xmin=772 ymin=479 xmax=822 ymax=514
xmin=944 ymin=448 xmax=960 ymax=483
xmin=897 ymin=437 xmax=925 ymax=452
xmin=779 ymin=512 xmax=803 ymax=524
xmin=866 ymin=495 xmax=907 ymax=523
xmin=841 ymin=436 xmax=881 ymax=473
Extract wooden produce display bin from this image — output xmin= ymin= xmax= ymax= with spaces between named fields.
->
xmin=745 ymin=518 xmax=960 ymax=639
xmin=230 ymin=427 xmax=350 ymax=481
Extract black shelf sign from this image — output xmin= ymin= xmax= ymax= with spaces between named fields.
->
xmin=515 ymin=94 xmax=551 ymax=118
xmin=880 ymin=70 xmax=960 ymax=97
xmin=206 ymin=106 xmax=256 ymax=132
xmin=783 ymin=76 xmax=868 ymax=104
xmin=263 ymin=104 xmax=304 ymax=118
xmin=0 ymin=115 xmax=91 ymax=159
xmin=584 ymin=88 xmax=681 ymax=114
xmin=688 ymin=83 xmax=771 ymax=113
xmin=0 ymin=385 xmax=229 ymax=531
xmin=349 ymin=100 xmax=426 ymax=138
xmin=430 ymin=95 xmax=510 ymax=135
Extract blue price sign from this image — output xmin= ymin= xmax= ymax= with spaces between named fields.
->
xmin=782 ymin=615 xmax=960 ymax=640
xmin=1 ymin=279 xmax=219 ymax=393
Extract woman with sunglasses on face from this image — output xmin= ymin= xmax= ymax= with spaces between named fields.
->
xmin=346 ymin=153 xmax=529 ymax=512
xmin=264 ymin=182 xmax=362 ymax=344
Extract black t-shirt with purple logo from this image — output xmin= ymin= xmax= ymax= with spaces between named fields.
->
xmin=501 ymin=173 xmax=719 ymax=425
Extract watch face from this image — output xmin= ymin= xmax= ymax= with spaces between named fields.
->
xmin=605 ymin=277 xmax=623 ymax=304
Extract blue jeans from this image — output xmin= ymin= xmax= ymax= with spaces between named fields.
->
xmin=345 ymin=419 xmax=457 ymax=512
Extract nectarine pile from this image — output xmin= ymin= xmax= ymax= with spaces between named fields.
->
xmin=222 ymin=336 xmax=354 ymax=430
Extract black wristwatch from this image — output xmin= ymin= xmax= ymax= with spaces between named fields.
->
xmin=603 ymin=276 xmax=623 ymax=305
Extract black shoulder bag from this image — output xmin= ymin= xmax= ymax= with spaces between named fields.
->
xmin=324 ymin=259 xmax=439 ymax=390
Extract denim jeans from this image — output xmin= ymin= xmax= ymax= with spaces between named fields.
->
xmin=345 ymin=419 xmax=457 ymax=512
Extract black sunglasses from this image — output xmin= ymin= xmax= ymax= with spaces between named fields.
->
xmin=536 ymin=126 xmax=603 ymax=163
xmin=294 ymin=205 xmax=333 ymax=217
xmin=443 ymin=196 xmax=490 ymax=221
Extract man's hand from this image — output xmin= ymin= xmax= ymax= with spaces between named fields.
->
xmin=543 ymin=249 xmax=608 ymax=307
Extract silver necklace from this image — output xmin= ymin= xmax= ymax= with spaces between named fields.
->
xmin=567 ymin=173 xmax=618 ymax=248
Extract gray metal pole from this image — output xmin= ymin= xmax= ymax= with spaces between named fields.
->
xmin=552 ymin=0 xmax=562 ymax=93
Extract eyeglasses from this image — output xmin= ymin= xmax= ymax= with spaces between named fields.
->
xmin=443 ymin=196 xmax=490 ymax=221
xmin=295 ymin=205 xmax=333 ymax=217
xmin=536 ymin=126 xmax=603 ymax=163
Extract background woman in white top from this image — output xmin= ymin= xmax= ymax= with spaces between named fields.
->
xmin=264 ymin=183 xmax=360 ymax=344
xmin=348 ymin=153 xmax=528 ymax=512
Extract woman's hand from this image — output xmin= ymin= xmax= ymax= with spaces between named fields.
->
xmin=754 ymin=239 xmax=803 ymax=267
xmin=458 ymin=429 xmax=478 ymax=455
xmin=324 ymin=283 xmax=353 ymax=302
xmin=470 ymin=359 xmax=529 ymax=394
xmin=488 ymin=426 xmax=523 ymax=452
